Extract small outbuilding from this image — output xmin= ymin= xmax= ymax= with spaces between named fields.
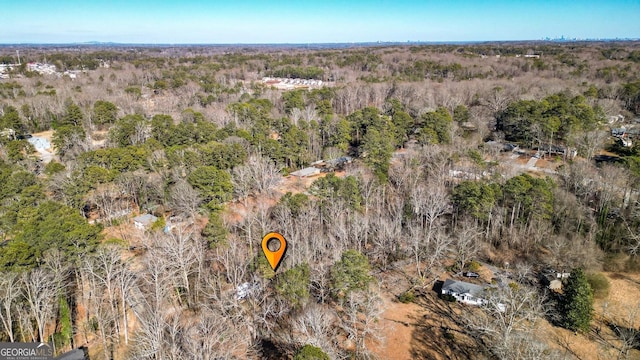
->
xmin=290 ymin=167 xmax=321 ymax=178
xmin=540 ymin=269 xmax=570 ymax=291
xmin=133 ymin=214 xmax=158 ymax=230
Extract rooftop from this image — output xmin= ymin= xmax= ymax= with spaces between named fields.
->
xmin=442 ymin=279 xmax=485 ymax=297
xmin=133 ymin=214 xmax=158 ymax=225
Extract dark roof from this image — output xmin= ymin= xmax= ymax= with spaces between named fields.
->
xmin=442 ymin=279 xmax=485 ymax=297
xmin=55 ymin=348 xmax=88 ymax=360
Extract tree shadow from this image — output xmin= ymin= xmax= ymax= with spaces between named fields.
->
xmin=407 ymin=282 xmax=487 ymax=359
xmin=552 ymin=332 xmax=588 ymax=360
xmin=257 ymin=338 xmax=297 ymax=360
xmin=593 ymin=154 xmax=622 ymax=164
xmin=606 ymin=321 xmax=640 ymax=351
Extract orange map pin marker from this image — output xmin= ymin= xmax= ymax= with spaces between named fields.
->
xmin=262 ymin=232 xmax=287 ymax=271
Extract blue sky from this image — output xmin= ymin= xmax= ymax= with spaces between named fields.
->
xmin=0 ymin=0 xmax=638 ymax=43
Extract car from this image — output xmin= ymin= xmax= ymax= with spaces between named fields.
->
xmin=463 ymin=272 xmax=480 ymax=278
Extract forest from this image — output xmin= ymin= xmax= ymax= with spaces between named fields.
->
xmin=0 ymin=41 xmax=640 ymax=359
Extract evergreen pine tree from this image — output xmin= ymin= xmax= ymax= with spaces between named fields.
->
xmin=562 ymin=268 xmax=594 ymax=333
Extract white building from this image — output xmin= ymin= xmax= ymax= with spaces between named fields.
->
xmin=133 ymin=214 xmax=158 ymax=230
xmin=441 ymin=279 xmax=487 ymax=306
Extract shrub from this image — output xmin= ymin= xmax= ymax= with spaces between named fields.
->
xmin=625 ymin=256 xmax=640 ymax=272
xmin=467 ymin=260 xmax=481 ymax=272
xmin=150 ymin=217 xmax=166 ymax=231
xmin=586 ymin=273 xmax=610 ymax=300
xmin=294 ymin=345 xmax=330 ymax=360
xmin=441 ymin=294 xmax=457 ymax=302
xmin=603 ymin=253 xmax=626 ymax=272
xmin=398 ymin=290 xmax=416 ymax=303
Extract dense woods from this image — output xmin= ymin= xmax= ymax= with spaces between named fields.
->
xmin=0 ymin=42 xmax=640 ymax=359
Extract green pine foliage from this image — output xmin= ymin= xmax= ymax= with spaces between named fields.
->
xmin=496 ymin=92 xmax=604 ymax=144
xmin=452 ymin=174 xmax=554 ymax=223
xmin=92 ymin=100 xmax=118 ymax=126
xmin=202 ymin=211 xmax=228 ymax=249
xmin=1 ymin=201 xmax=101 ymax=271
xmin=451 ymin=181 xmax=499 ymax=221
xmin=54 ymin=297 xmax=73 ymax=349
xmin=310 ymin=174 xmax=362 ymax=210
xmin=294 ymin=344 xmax=330 ymax=360
xmin=561 ymin=268 xmax=594 ymax=333
xmin=330 ymin=250 xmax=374 ymax=298
xmin=186 ymin=166 xmax=233 ymax=208
xmin=275 ymin=263 xmax=310 ymax=308
xmin=419 ymin=107 xmax=453 ymax=144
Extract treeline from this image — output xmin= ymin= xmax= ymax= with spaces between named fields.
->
xmin=266 ymin=65 xmax=324 ymax=80
xmin=497 ymin=92 xmax=604 ymax=145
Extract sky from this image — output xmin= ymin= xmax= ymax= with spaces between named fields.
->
xmin=0 ymin=0 xmax=639 ymax=44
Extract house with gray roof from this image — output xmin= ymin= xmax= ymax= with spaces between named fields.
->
xmin=441 ymin=279 xmax=488 ymax=306
xmin=133 ymin=214 xmax=158 ymax=230
xmin=290 ymin=167 xmax=321 ymax=178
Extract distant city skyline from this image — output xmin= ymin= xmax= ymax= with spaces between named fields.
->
xmin=1 ymin=0 xmax=639 ymax=44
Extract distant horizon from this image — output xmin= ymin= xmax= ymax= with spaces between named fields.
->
xmin=1 ymin=38 xmax=639 ymax=47
xmin=1 ymin=1 xmax=638 ymax=44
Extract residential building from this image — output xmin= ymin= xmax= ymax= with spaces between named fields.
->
xmin=133 ymin=214 xmax=158 ymax=230
xmin=441 ymin=279 xmax=487 ymax=306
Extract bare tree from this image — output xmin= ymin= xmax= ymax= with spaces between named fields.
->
xmin=411 ymin=183 xmax=450 ymax=232
xmin=0 ymin=272 xmax=21 ymax=342
xmin=87 ymin=183 xmax=131 ymax=225
xmin=83 ymin=245 xmax=127 ymax=358
xmin=152 ymin=225 xmax=204 ymax=307
xmin=168 ymin=180 xmax=201 ymax=218
xmin=232 ymin=154 xmax=282 ymax=200
xmin=290 ymin=107 xmax=303 ymax=126
xmin=482 ymin=85 xmax=514 ymax=114
xmin=605 ymin=304 xmax=640 ymax=359
xmin=293 ymin=304 xmax=339 ymax=358
xmin=466 ymin=284 xmax=551 ymax=360
xmin=341 ymin=289 xmax=384 ymax=358
xmin=116 ymin=170 xmax=148 ymax=209
xmin=116 ymin=264 xmax=136 ymax=346
xmin=303 ymin=104 xmax=318 ymax=123
xmin=572 ymin=129 xmax=608 ymax=161
xmin=409 ymin=224 xmax=453 ymax=280
xmin=183 ymin=312 xmax=248 ymax=360
xmin=22 ymin=268 xmax=62 ymax=342
xmin=131 ymin=121 xmax=151 ymax=146
xmin=453 ymin=221 xmax=482 ymax=273
xmin=131 ymin=253 xmax=175 ymax=359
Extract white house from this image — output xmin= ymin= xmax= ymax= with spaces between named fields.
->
xmin=133 ymin=214 xmax=158 ymax=230
xmin=441 ymin=279 xmax=488 ymax=306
